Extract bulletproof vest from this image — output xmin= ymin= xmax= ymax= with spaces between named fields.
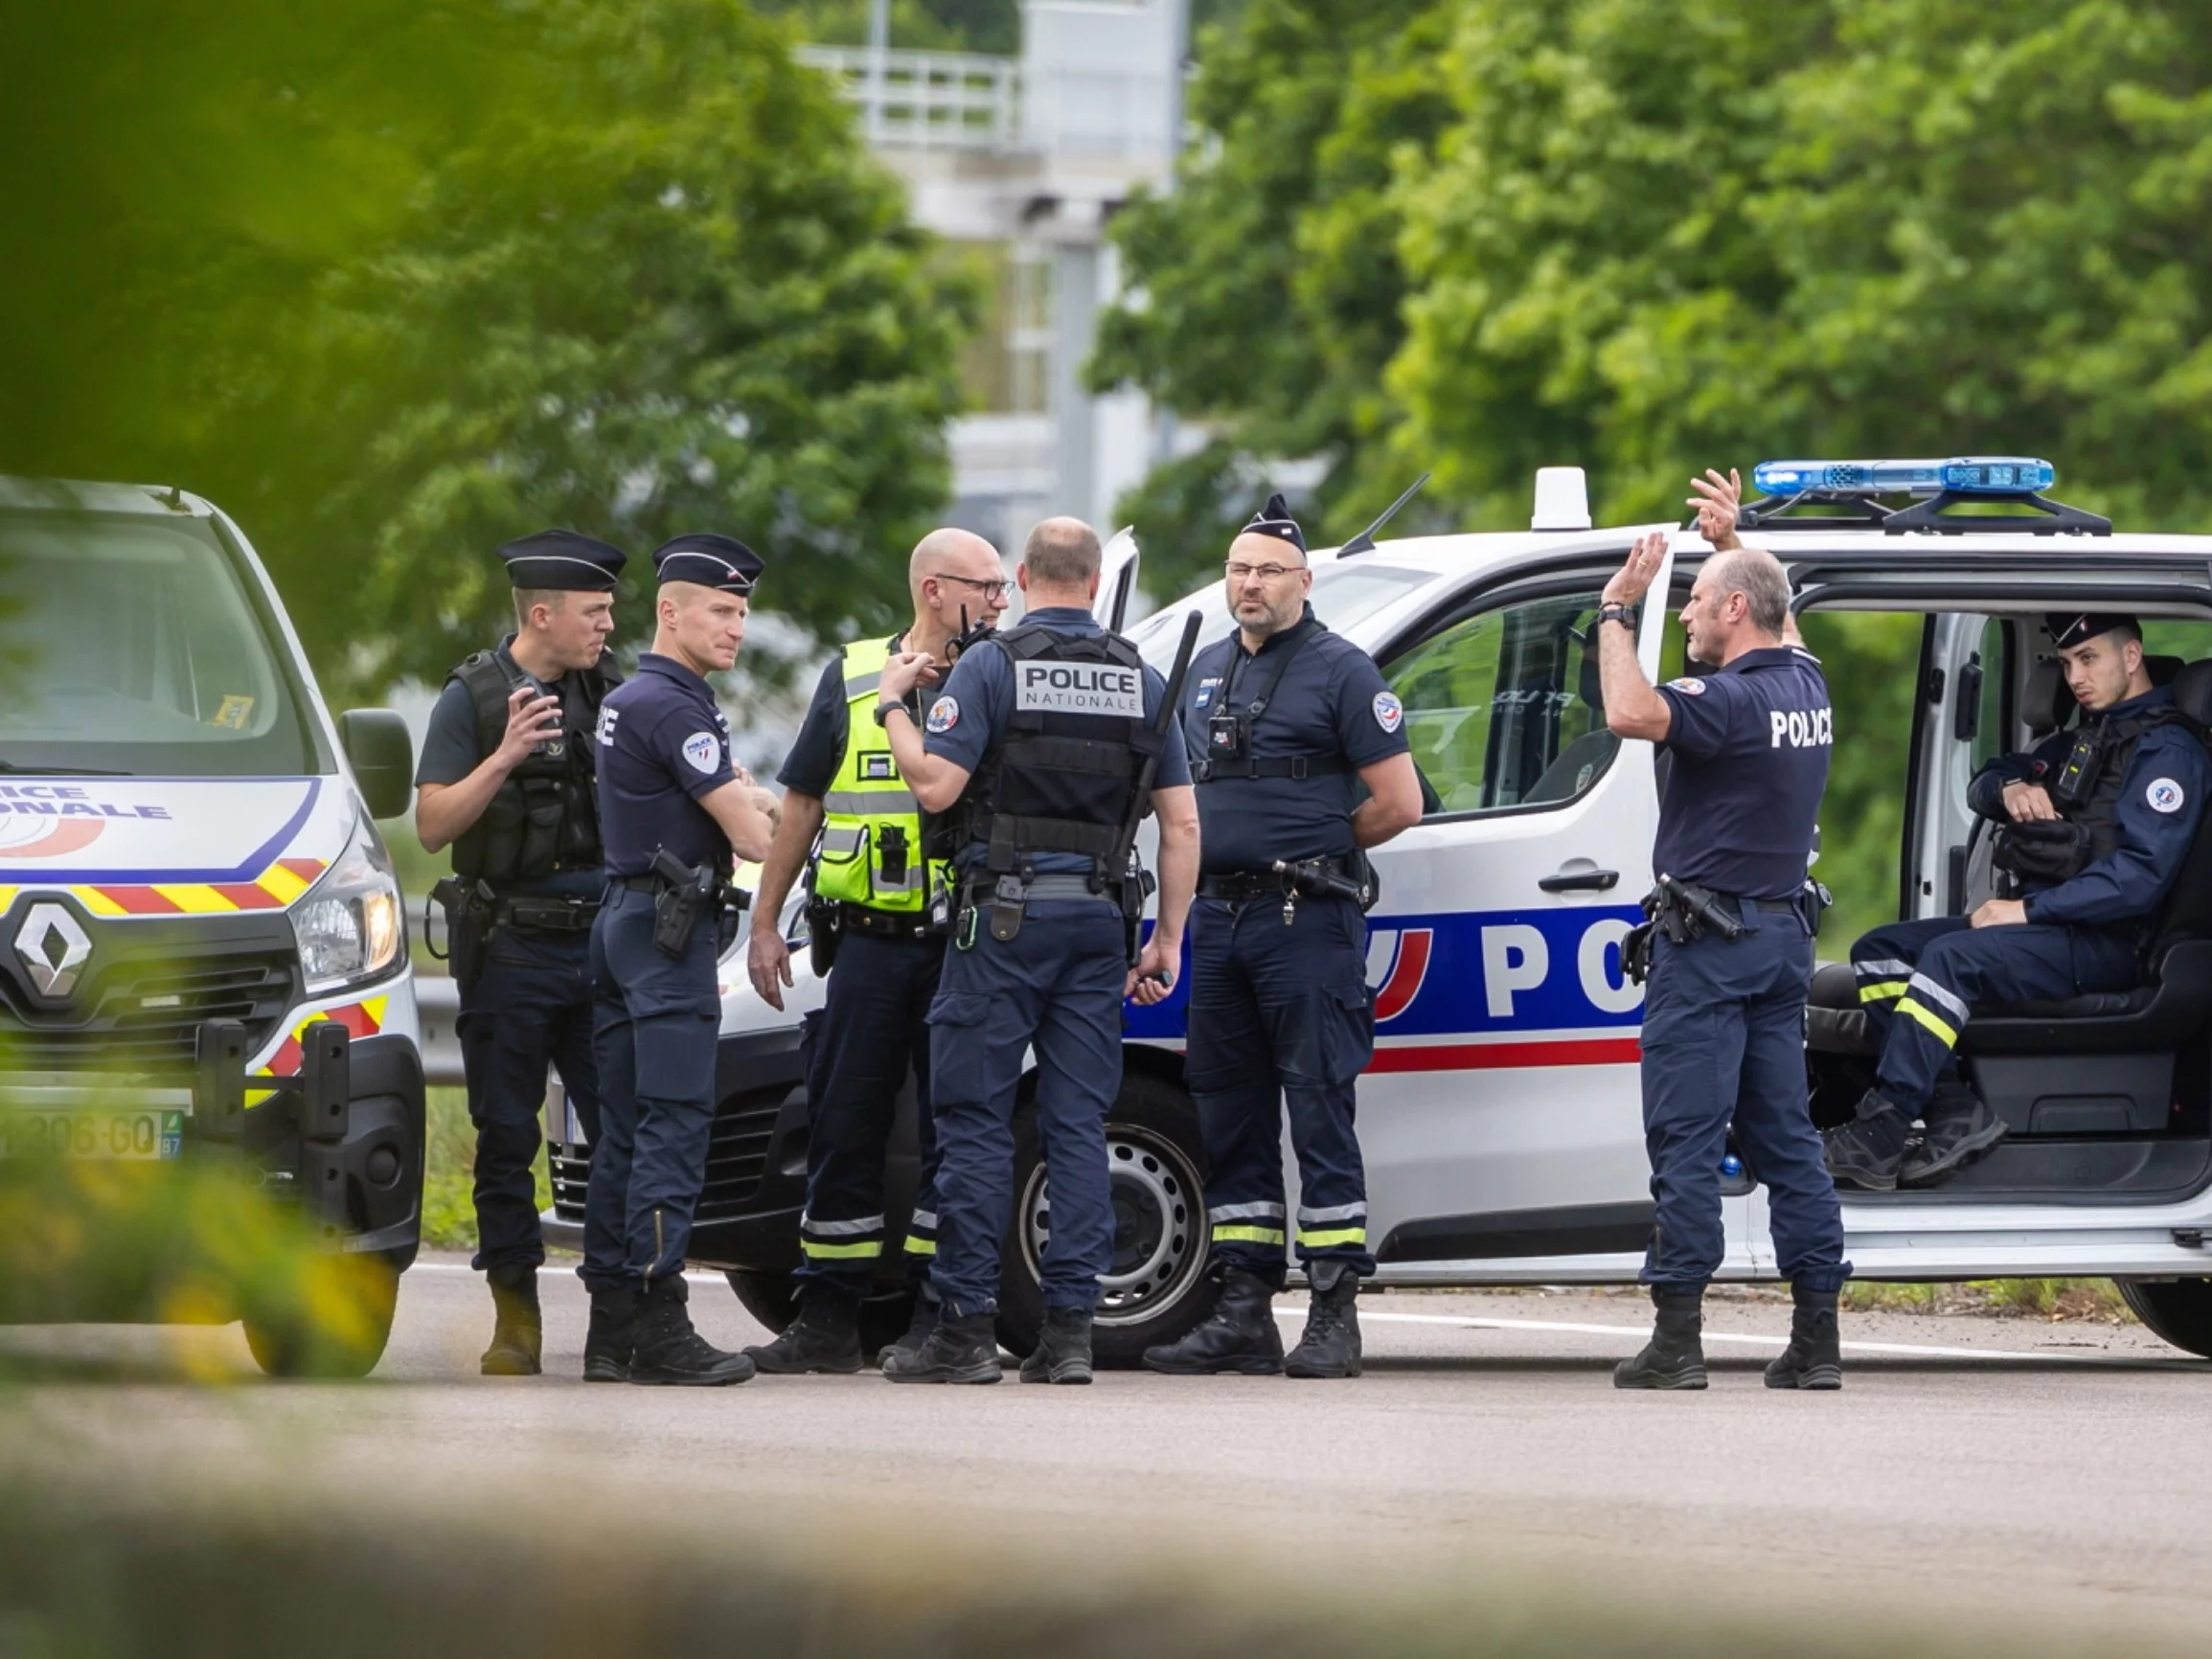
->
xmin=812 ymin=637 xmax=954 ymax=914
xmin=447 ymin=649 xmax=622 ymax=889
xmin=948 ymin=622 xmax=1161 ymax=879
xmin=2056 ymin=702 xmax=2200 ymax=864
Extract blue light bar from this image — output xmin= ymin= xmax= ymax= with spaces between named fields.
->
xmin=1752 ymin=457 xmax=2057 ymax=498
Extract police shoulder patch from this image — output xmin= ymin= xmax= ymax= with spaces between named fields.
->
xmin=681 ymin=731 xmax=721 ymax=774
xmin=925 ymin=695 xmax=960 ymax=735
xmin=1668 ymin=676 xmax=1706 ymax=695
xmin=2148 ymin=776 xmax=2186 ymax=814
xmin=1372 ymin=691 xmax=1404 ymax=734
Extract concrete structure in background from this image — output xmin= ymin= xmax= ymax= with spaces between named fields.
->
xmin=798 ymin=0 xmax=1192 ymax=553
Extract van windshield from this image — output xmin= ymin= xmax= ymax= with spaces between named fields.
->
xmin=0 ymin=511 xmax=322 ymax=777
xmin=1127 ymin=560 xmax=1434 ymax=674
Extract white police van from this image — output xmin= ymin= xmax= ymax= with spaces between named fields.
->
xmin=543 ymin=463 xmax=2212 ymax=1366
xmin=0 ymin=477 xmax=423 ymax=1375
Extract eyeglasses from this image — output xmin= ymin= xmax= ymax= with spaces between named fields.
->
xmin=936 ymin=573 xmax=1012 ymax=601
xmin=1223 ymin=561 xmax=1304 ymax=583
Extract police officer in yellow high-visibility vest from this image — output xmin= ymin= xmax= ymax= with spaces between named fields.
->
xmin=742 ymin=529 xmax=1013 ymax=1372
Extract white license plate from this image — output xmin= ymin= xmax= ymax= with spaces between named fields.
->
xmin=0 ymin=1109 xmax=186 ymax=1161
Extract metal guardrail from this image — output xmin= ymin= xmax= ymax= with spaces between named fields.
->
xmin=415 ymin=974 xmax=464 ymax=1088
xmin=795 ymin=44 xmax=1021 ymax=151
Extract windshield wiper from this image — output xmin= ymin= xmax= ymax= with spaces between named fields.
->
xmin=0 ymin=761 xmax=133 ymax=776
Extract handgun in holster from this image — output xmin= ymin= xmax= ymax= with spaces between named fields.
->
xmin=1271 ymin=854 xmax=1380 ymax=911
xmin=650 ymin=848 xmax=717 ymax=959
xmin=429 ymin=875 xmax=497 ymax=989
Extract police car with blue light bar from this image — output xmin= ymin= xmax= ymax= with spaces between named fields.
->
xmin=541 ymin=457 xmax=2212 ymax=1367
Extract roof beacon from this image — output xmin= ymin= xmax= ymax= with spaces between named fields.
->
xmin=1752 ymin=457 xmax=2057 ymax=498
xmin=1531 ymin=466 xmax=1591 ymax=532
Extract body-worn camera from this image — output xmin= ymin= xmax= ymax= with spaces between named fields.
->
xmin=1208 ymin=711 xmax=1249 ymax=762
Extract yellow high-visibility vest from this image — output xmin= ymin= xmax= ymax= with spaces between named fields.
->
xmin=810 ymin=637 xmax=951 ymax=914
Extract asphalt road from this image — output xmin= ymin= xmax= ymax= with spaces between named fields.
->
xmin=10 ymin=1258 xmax=2212 ymax=1653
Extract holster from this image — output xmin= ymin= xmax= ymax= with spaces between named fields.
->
xmin=650 ymin=849 xmax=712 ymax=959
xmin=429 ymin=875 xmax=496 ymax=989
xmin=806 ymin=896 xmax=844 ymax=977
xmin=989 ymin=875 xmax=1026 ymax=944
xmin=1991 ymin=819 xmax=2091 ymax=885
xmin=1622 ymin=920 xmax=1656 ymax=986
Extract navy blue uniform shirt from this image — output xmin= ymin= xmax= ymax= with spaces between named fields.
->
xmin=924 ymin=605 xmax=1190 ymax=875
xmin=1180 ymin=606 xmax=1410 ymax=872
xmin=594 ymin=652 xmax=737 ymax=876
xmin=1652 ymin=645 xmax=1832 ymax=900
xmin=1965 ymin=685 xmax=2211 ymax=926
xmin=416 ymin=637 xmax=604 ymax=900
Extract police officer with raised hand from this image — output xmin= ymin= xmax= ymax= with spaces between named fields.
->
xmin=1598 ymin=517 xmax=1847 ymax=1392
xmin=741 ymin=528 xmax=1011 ymax=1375
xmin=1825 ymin=612 xmax=2211 ymax=1192
xmin=582 ymin=534 xmax=779 ymax=1387
xmin=872 ymin=517 xmax=1198 ymax=1385
xmin=1140 ymin=494 xmax=1423 ymax=1381
xmin=416 ymin=531 xmax=626 ymax=1376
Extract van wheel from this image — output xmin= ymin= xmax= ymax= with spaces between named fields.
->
xmin=999 ymin=1070 xmax=1216 ymax=1370
xmin=724 ymin=1269 xmax=919 ymax=1364
xmin=2116 ymin=1278 xmax=2212 ymax=1358
xmin=243 ymin=1258 xmax=400 ymax=1379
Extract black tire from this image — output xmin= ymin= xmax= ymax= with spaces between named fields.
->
xmin=2116 ymin=1278 xmax=2212 ymax=1357
xmin=999 ymin=1069 xmax=1217 ymax=1369
xmin=724 ymin=1268 xmax=919 ymax=1363
xmin=243 ymin=1258 xmax=401 ymax=1379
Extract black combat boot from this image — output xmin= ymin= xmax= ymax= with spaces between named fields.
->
xmin=627 ymin=1275 xmax=755 ymax=1387
xmin=1284 ymin=1261 xmax=1362 ymax=1379
xmin=744 ymin=1292 xmax=864 ymax=1375
xmin=1019 ymin=1307 xmax=1094 ymax=1385
xmin=582 ymin=1280 xmax=640 ymax=1383
xmin=1821 ymin=1089 xmax=1914 ymax=1191
xmin=881 ymin=1310 xmax=1001 ymax=1384
xmin=878 ymin=1286 xmax=937 ymax=1368
xmin=1613 ymin=1286 xmax=1708 ymax=1390
xmin=1142 ymin=1267 xmax=1286 ymax=1375
xmin=1765 ymin=1281 xmax=1844 ymax=1390
xmin=1900 ymin=1080 xmax=2007 ymax=1188
xmin=480 ymin=1264 xmax=542 ymax=1377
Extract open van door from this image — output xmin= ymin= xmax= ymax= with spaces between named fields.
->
xmin=1096 ymin=527 xmax=1140 ymax=632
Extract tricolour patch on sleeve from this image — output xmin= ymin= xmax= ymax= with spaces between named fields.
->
xmin=925 ymin=695 xmax=960 ymax=735
xmin=2147 ymin=777 xmax=2186 ymax=814
xmin=681 ymin=731 xmax=721 ymax=774
xmin=1372 ymin=691 xmax=1404 ymax=734
xmin=1666 ymin=677 xmax=1706 ymax=695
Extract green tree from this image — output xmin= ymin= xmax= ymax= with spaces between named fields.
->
xmin=1 ymin=0 xmax=972 ymax=695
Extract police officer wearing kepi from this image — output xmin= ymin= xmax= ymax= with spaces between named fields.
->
xmin=872 ymin=517 xmax=1199 ymax=1385
xmin=1825 ymin=611 xmax=2212 ymax=1193
xmin=741 ymin=528 xmax=1012 ymax=1375
xmin=582 ymin=534 xmax=779 ymax=1387
xmin=1598 ymin=516 xmax=1848 ymax=1392
xmin=1140 ymin=493 xmax=1424 ymax=1381
xmin=415 ymin=529 xmax=626 ymax=1376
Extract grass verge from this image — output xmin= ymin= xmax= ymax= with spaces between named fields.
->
xmin=421 ymin=1086 xmax=552 ymax=1254
xmin=1844 ymin=1278 xmax=2133 ymax=1322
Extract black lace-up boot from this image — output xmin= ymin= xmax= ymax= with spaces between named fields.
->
xmin=1614 ymin=1285 xmax=1708 ymax=1390
xmin=582 ymin=1280 xmax=640 ymax=1383
xmin=1284 ymin=1261 xmax=1362 ymax=1379
xmin=1018 ymin=1306 xmax=1095 ymax=1384
xmin=1900 ymin=1080 xmax=2007 ymax=1188
xmin=480 ymin=1264 xmax=542 ymax=1376
xmin=881 ymin=1310 xmax=1001 ymax=1383
xmin=744 ymin=1292 xmax=864 ymax=1375
xmin=1142 ymin=1266 xmax=1286 ymax=1375
xmin=1821 ymin=1089 xmax=1913 ymax=1191
xmin=627 ymin=1275 xmax=755 ymax=1386
xmin=1765 ymin=1281 xmax=1844 ymax=1390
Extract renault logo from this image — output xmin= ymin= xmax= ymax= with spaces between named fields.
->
xmin=14 ymin=902 xmax=92 ymax=999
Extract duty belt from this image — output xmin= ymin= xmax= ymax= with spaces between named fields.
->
xmin=962 ymin=873 xmax=1120 ymax=906
xmin=493 ymin=895 xmax=600 ymax=932
xmin=1198 ymin=861 xmax=1361 ymax=902
xmin=836 ymin=900 xmax=946 ymax=941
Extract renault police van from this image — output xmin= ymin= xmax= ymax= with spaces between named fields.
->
xmin=0 ymin=477 xmax=422 ymax=1375
xmin=542 ymin=462 xmax=2212 ymax=1366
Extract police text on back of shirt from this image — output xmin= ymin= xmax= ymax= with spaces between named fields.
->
xmin=1015 ymin=660 xmax=1145 ymax=717
xmin=1770 ymin=708 xmax=1835 ymax=749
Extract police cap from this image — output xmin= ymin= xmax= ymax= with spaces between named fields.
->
xmin=1238 ymin=491 xmax=1306 ymax=556
xmin=652 ymin=534 xmax=764 ymax=594
xmin=2044 ymin=611 xmax=2139 ymax=650
xmin=499 ymin=530 xmax=627 ymax=591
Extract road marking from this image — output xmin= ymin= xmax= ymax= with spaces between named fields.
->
xmin=1279 ymin=1307 xmax=2202 ymax=1366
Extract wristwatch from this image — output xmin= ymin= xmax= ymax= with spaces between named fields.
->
xmin=1598 ymin=602 xmax=1638 ymax=630
xmin=873 ymin=700 xmax=906 ymax=728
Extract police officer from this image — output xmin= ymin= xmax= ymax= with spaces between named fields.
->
xmin=872 ymin=517 xmax=1198 ymax=1385
xmin=1139 ymin=494 xmax=1423 ymax=1381
xmin=415 ymin=530 xmax=625 ymax=1376
xmin=1825 ymin=612 xmax=2211 ymax=1192
xmin=1597 ymin=518 xmax=1846 ymax=1392
xmin=741 ymin=528 xmax=1012 ymax=1374
xmin=582 ymin=534 xmax=779 ymax=1386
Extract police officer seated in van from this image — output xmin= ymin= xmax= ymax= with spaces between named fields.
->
xmin=1825 ymin=613 xmax=2212 ymax=1192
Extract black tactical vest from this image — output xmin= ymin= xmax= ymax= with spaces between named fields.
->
xmin=2063 ymin=702 xmax=2200 ymax=864
xmin=447 ymin=648 xmax=622 ymax=889
xmin=948 ymin=623 xmax=1161 ymax=879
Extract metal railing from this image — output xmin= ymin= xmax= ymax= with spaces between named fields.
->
xmin=795 ymin=45 xmax=1021 ymax=152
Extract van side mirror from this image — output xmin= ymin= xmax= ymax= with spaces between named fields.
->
xmin=339 ymin=709 xmax=415 ymax=820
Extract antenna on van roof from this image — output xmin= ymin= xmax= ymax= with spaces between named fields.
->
xmin=1337 ymin=472 xmax=1429 ymax=558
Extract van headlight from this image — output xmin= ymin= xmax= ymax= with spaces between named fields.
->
xmin=292 ymin=814 xmax=404 ymax=993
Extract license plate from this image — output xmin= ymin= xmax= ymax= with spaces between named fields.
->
xmin=0 ymin=1108 xmax=186 ymax=1161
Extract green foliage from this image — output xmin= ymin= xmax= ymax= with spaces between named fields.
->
xmin=420 ymin=1086 xmax=551 ymax=1254
xmin=1 ymin=0 xmax=974 ymax=698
